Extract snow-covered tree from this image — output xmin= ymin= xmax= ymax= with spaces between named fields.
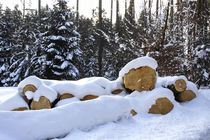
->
xmin=38 ymin=1 xmax=83 ymax=80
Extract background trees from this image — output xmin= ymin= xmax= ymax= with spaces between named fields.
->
xmin=0 ymin=0 xmax=209 ymax=87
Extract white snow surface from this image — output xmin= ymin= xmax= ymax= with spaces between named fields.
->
xmin=0 ymin=87 xmax=210 ymax=139
xmin=0 ymin=88 xmax=28 ymax=111
xmin=119 ymin=56 xmax=158 ymax=77
xmin=0 ymin=94 xmax=130 ymax=140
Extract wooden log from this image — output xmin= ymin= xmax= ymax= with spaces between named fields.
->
xmin=80 ymin=95 xmax=99 ymax=101
xmin=60 ymin=93 xmax=74 ymax=100
xmin=123 ymin=66 xmax=156 ymax=92
xmin=148 ymin=97 xmax=174 ymax=115
xmin=168 ymin=79 xmax=186 ymax=93
xmin=23 ymin=84 xmax=37 ymax=94
xmin=175 ymin=90 xmax=196 ymax=102
xmin=12 ymin=107 xmax=28 ymax=111
xmin=23 ymin=84 xmax=37 ymax=104
xmin=30 ymin=96 xmax=51 ymax=110
xmin=111 ymin=89 xmax=123 ymax=94
xmin=130 ymin=109 xmax=137 ymax=116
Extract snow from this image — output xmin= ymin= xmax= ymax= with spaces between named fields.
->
xmin=0 ymin=88 xmax=28 ymax=111
xmin=119 ymin=56 xmax=158 ymax=77
xmin=0 ymin=94 xmax=130 ymax=140
xmin=126 ymin=88 xmax=176 ymax=114
xmin=18 ymin=76 xmax=124 ymax=100
xmin=55 ymin=97 xmax=80 ymax=107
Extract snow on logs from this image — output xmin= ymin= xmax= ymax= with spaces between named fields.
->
xmin=8 ymin=56 xmax=197 ymax=117
xmin=157 ymin=76 xmax=197 ymax=103
xmin=119 ymin=57 xmax=158 ymax=93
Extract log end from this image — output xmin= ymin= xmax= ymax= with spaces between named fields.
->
xmin=123 ymin=66 xmax=156 ymax=92
xmin=149 ymin=97 xmax=174 ymax=115
xmin=60 ymin=93 xmax=74 ymax=100
xmin=30 ymin=96 xmax=51 ymax=110
xmin=23 ymin=84 xmax=37 ymax=95
xmin=80 ymin=95 xmax=99 ymax=101
xmin=111 ymin=89 xmax=123 ymax=94
xmin=175 ymin=79 xmax=186 ymax=92
xmin=12 ymin=107 xmax=28 ymax=111
xmin=130 ymin=109 xmax=137 ymax=116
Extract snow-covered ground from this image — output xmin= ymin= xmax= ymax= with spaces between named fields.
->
xmin=0 ymin=87 xmax=209 ymax=140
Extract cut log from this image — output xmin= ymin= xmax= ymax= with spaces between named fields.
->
xmin=12 ymin=107 xmax=28 ymax=111
xmin=175 ymin=90 xmax=196 ymax=102
xmin=123 ymin=66 xmax=156 ymax=92
xmin=130 ymin=109 xmax=137 ymax=116
xmin=30 ymin=96 xmax=51 ymax=110
xmin=80 ymin=95 xmax=99 ymax=101
xmin=23 ymin=84 xmax=37 ymax=94
xmin=111 ymin=89 xmax=123 ymax=94
xmin=60 ymin=93 xmax=74 ymax=100
xmin=168 ymin=79 xmax=186 ymax=93
xmin=149 ymin=97 xmax=174 ymax=115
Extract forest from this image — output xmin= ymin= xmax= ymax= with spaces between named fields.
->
xmin=0 ymin=0 xmax=209 ymax=87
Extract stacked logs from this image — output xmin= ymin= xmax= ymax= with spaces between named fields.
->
xmin=167 ymin=79 xmax=196 ymax=102
xmin=122 ymin=66 xmax=174 ymax=115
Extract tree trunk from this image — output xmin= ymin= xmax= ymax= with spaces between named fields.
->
xmin=76 ymin=0 xmax=79 ymax=23
xmin=170 ymin=0 xmax=174 ymax=37
xmin=116 ymin=0 xmax=120 ymax=31
xmin=156 ymin=0 xmax=159 ymax=19
xmin=111 ymin=0 xmax=113 ymax=24
xmin=160 ymin=1 xmax=170 ymax=46
xmin=98 ymin=0 xmax=103 ymax=76
xmin=125 ymin=0 xmax=127 ymax=16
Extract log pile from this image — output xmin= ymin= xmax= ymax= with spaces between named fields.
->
xmin=10 ymin=56 xmax=197 ymax=117
xmin=167 ymin=79 xmax=196 ymax=102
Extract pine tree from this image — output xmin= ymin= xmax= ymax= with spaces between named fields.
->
xmin=38 ymin=1 xmax=82 ymax=80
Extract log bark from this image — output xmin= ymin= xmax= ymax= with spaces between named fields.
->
xmin=123 ymin=66 xmax=156 ymax=92
xmin=80 ymin=95 xmax=99 ymax=101
xmin=111 ymin=89 xmax=123 ymax=94
xmin=30 ymin=96 xmax=51 ymax=110
xmin=149 ymin=97 xmax=174 ymax=115
xmin=175 ymin=90 xmax=196 ymax=102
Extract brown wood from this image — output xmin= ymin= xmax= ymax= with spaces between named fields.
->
xmin=149 ymin=97 xmax=174 ymax=115
xmin=176 ymin=90 xmax=196 ymax=102
xmin=30 ymin=96 xmax=51 ymax=110
xmin=23 ymin=84 xmax=37 ymax=94
xmin=174 ymin=79 xmax=187 ymax=92
xmin=60 ymin=93 xmax=74 ymax=100
xmin=80 ymin=95 xmax=99 ymax=101
xmin=123 ymin=66 xmax=156 ymax=92
xmin=111 ymin=89 xmax=123 ymax=94
xmin=130 ymin=109 xmax=137 ymax=116
xmin=12 ymin=107 xmax=28 ymax=111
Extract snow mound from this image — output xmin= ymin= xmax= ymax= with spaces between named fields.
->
xmin=119 ymin=56 xmax=158 ymax=77
xmin=126 ymin=88 xmax=176 ymax=113
xmin=0 ymin=96 xmax=131 ymax=140
xmin=0 ymin=93 xmax=28 ymax=111
xmin=18 ymin=76 xmax=124 ymax=100
xmin=156 ymin=76 xmax=198 ymax=95
xmin=18 ymin=76 xmax=43 ymax=94
xmin=55 ymin=97 xmax=80 ymax=107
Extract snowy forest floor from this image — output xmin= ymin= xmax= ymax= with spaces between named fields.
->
xmin=0 ymin=88 xmax=210 ymax=140
xmin=53 ymin=89 xmax=210 ymax=140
